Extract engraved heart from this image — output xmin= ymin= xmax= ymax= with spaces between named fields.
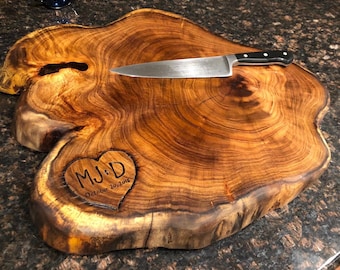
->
xmin=64 ymin=150 xmax=136 ymax=210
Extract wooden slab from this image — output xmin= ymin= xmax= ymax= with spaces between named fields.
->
xmin=0 ymin=9 xmax=330 ymax=254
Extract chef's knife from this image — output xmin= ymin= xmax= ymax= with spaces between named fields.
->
xmin=110 ymin=51 xmax=293 ymax=78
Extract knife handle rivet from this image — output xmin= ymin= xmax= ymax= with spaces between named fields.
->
xmin=263 ymin=52 xmax=269 ymax=57
xmin=243 ymin=54 xmax=249 ymax=58
xmin=283 ymin=51 xmax=288 ymax=55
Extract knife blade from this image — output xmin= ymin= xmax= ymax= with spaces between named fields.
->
xmin=110 ymin=50 xmax=293 ymax=78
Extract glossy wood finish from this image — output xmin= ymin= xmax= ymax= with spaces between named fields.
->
xmin=0 ymin=9 xmax=330 ymax=254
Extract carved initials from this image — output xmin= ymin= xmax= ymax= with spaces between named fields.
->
xmin=75 ymin=161 xmax=126 ymax=188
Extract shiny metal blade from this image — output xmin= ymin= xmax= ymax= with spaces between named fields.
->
xmin=111 ymin=55 xmax=236 ymax=78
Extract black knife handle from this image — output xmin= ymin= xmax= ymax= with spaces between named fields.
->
xmin=235 ymin=51 xmax=293 ymax=66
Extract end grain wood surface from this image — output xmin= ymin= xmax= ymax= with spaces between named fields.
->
xmin=0 ymin=9 xmax=330 ymax=254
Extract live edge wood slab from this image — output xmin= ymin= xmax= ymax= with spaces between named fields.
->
xmin=0 ymin=9 xmax=330 ymax=254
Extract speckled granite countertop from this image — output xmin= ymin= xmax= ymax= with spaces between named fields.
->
xmin=0 ymin=1 xmax=339 ymax=269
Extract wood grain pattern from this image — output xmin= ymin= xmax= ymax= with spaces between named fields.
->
xmin=0 ymin=9 xmax=330 ymax=254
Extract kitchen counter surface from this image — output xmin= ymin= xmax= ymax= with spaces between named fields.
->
xmin=0 ymin=1 xmax=339 ymax=269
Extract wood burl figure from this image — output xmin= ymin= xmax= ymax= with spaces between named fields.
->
xmin=0 ymin=9 xmax=330 ymax=254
